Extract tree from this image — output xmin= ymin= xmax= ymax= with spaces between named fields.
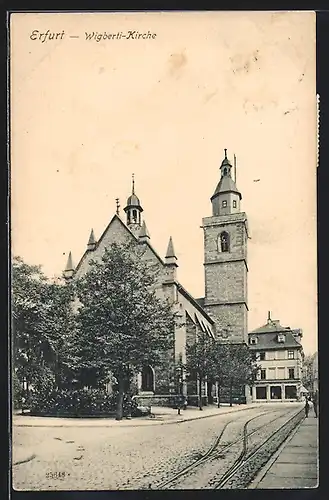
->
xmin=302 ymin=353 xmax=317 ymax=393
xmin=185 ymin=331 xmax=215 ymax=411
xmin=12 ymin=256 xmax=75 ymax=401
xmin=221 ymin=343 xmax=259 ymax=406
xmin=210 ymin=342 xmax=230 ymax=408
xmin=72 ymin=242 xmax=175 ymax=420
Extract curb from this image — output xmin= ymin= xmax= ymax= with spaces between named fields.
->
xmin=13 ymin=405 xmax=256 ymax=428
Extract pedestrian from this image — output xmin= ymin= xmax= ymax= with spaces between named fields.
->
xmin=304 ymin=397 xmax=309 ymax=418
xmin=313 ymin=392 xmax=318 ymax=418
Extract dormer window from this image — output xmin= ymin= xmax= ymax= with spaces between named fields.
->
xmin=233 ymin=200 xmax=237 ymax=208
xmin=222 ymin=200 xmax=227 ymax=208
xmin=249 ymin=336 xmax=258 ymax=345
xmin=277 ymin=334 xmax=285 ymax=343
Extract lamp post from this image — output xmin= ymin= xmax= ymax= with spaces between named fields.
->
xmin=176 ymin=359 xmax=184 ymax=415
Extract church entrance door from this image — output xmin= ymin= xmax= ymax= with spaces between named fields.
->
xmin=141 ymin=365 xmax=154 ymax=392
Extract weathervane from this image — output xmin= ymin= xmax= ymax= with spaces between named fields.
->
xmin=132 ymin=173 xmax=135 ymax=194
xmin=115 ymin=198 xmax=120 ymax=215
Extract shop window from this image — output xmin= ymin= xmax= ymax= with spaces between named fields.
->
xmin=285 ymin=385 xmax=297 ymax=399
xmin=270 ymin=386 xmax=282 ymax=399
xmin=256 ymin=387 xmax=267 ymax=399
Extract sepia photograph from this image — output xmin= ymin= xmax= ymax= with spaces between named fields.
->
xmin=10 ymin=10 xmax=318 ymax=491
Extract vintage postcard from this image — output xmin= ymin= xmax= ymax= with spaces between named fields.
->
xmin=10 ymin=11 xmax=318 ymax=491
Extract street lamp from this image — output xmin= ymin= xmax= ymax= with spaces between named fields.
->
xmin=176 ymin=361 xmax=184 ymax=415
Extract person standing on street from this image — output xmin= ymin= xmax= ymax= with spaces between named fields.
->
xmin=305 ymin=397 xmax=310 ymax=418
xmin=313 ymin=392 xmax=318 ymax=418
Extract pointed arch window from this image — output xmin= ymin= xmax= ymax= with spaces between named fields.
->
xmin=220 ymin=231 xmax=230 ymax=252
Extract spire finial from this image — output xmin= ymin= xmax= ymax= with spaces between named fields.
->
xmin=224 ymin=148 xmax=227 ymax=159
xmin=132 ymin=173 xmax=135 ymax=194
xmin=267 ymin=311 xmax=271 ymax=322
xmin=115 ymin=198 xmax=120 ymax=215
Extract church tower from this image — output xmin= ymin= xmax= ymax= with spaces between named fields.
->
xmin=201 ymin=150 xmax=248 ymax=344
xmin=123 ymin=174 xmax=144 ymax=236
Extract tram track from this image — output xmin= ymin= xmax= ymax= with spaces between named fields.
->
xmin=213 ymin=407 xmax=305 ymax=489
xmin=155 ymin=406 xmax=299 ymax=490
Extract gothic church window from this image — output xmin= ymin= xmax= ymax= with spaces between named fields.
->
xmin=220 ymin=231 xmax=230 ymax=252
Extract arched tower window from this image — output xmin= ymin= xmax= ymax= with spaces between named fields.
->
xmin=223 ymin=167 xmax=228 ymax=176
xmin=220 ymin=231 xmax=230 ymax=252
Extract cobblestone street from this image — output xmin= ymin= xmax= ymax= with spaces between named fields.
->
xmin=12 ymin=404 xmax=306 ymax=490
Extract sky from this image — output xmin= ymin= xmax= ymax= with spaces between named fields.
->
xmin=10 ymin=11 xmax=317 ymax=354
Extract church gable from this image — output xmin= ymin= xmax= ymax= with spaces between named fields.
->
xmin=74 ymin=214 xmax=137 ymax=279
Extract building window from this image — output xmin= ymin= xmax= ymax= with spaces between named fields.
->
xmin=220 ymin=231 xmax=230 ymax=252
xmin=223 ymin=168 xmax=228 ymax=176
xmin=260 ymin=369 xmax=266 ymax=380
xmin=259 ymin=352 xmax=266 ymax=361
xmin=285 ymin=385 xmax=297 ymax=399
xmin=277 ymin=367 xmax=285 ymax=380
xmin=277 ymin=334 xmax=285 ymax=343
xmin=288 ymin=368 xmax=295 ymax=379
xmin=250 ymin=336 xmax=258 ymax=345
xmin=270 ymin=386 xmax=282 ymax=399
xmin=288 ymin=350 xmax=294 ymax=359
xmin=268 ymin=368 xmax=276 ymax=380
xmin=256 ymin=387 xmax=267 ymax=399
xmin=222 ymin=200 xmax=227 ymax=208
xmin=233 ymin=200 xmax=237 ymax=208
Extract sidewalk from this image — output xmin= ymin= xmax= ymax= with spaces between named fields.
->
xmin=12 ymin=403 xmax=257 ymax=428
xmin=249 ymin=408 xmax=318 ymax=489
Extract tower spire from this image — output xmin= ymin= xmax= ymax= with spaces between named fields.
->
xmin=124 ymin=174 xmax=143 ymax=232
xmin=224 ymin=148 xmax=227 ymax=159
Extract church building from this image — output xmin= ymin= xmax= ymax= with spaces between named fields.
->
xmin=63 ymin=150 xmax=249 ymax=404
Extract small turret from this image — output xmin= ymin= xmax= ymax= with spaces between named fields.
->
xmin=139 ymin=220 xmax=150 ymax=242
xmin=63 ymin=251 xmax=74 ymax=279
xmin=87 ymin=229 xmax=97 ymax=251
xmin=164 ymin=236 xmax=178 ymax=282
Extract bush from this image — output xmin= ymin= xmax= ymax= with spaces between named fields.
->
xmin=30 ymin=388 xmax=117 ymax=416
xmin=29 ymin=388 xmax=146 ymax=417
